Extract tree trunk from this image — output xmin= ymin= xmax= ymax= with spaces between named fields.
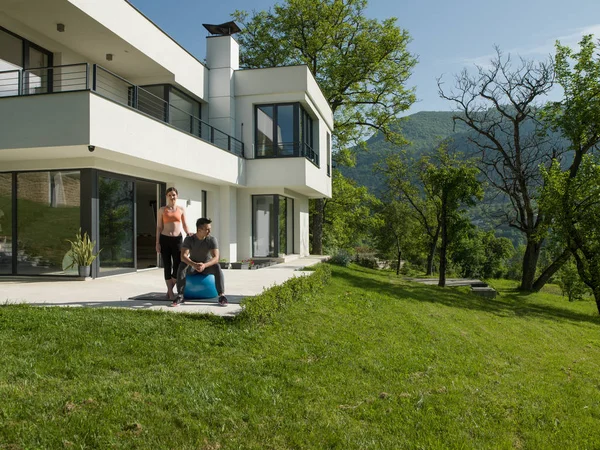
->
xmin=531 ymin=247 xmax=571 ymax=292
xmin=311 ymin=198 xmax=324 ymax=255
xmin=519 ymin=238 xmax=542 ymax=291
xmin=438 ymin=201 xmax=447 ymax=287
xmin=593 ymin=288 xmax=600 ymax=315
xmin=396 ymin=249 xmax=402 ymax=276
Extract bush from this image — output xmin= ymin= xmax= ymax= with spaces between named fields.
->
xmin=357 ymin=256 xmax=379 ymax=269
xmin=237 ymin=264 xmax=331 ymax=324
xmin=329 ymin=249 xmax=353 ymax=266
xmin=556 ymin=259 xmax=591 ymax=302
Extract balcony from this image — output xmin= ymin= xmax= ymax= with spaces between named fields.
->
xmin=0 ymin=63 xmax=243 ymax=156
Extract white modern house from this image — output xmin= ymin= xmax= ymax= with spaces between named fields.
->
xmin=0 ymin=0 xmax=333 ymax=278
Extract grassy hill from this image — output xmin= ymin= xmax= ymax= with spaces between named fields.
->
xmin=1 ymin=263 xmax=599 ymax=448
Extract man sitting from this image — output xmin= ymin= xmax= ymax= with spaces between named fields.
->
xmin=172 ymin=217 xmax=228 ymax=307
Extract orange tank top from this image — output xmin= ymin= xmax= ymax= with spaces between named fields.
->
xmin=162 ymin=207 xmax=182 ymax=224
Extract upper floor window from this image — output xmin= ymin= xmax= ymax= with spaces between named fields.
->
xmin=255 ymin=103 xmax=318 ymax=165
xmin=138 ymin=84 xmax=202 ymax=135
xmin=0 ymin=26 xmax=53 ymax=96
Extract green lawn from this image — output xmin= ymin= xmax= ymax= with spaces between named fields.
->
xmin=1 ymin=264 xmax=600 ymax=449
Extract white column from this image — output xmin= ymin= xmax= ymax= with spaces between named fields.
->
xmin=218 ymin=185 xmax=238 ymax=263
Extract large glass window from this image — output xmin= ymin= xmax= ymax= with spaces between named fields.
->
xmin=255 ymin=103 xmax=317 ymax=164
xmin=0 ymin=173 xmax=12 ymax=274
xmin=0 ymin=28 xmax=24 ymax=97
xmin=16 ymin=171 xmax=80 ymax=275
xmin=98 ymin=175 xmax=134 ymax=274
xmin=138 ymin=84 xmax=202 ymax=135
xmin=256 ymin=105 xmax=275 ymax=157
xmin=253 ymin=195 xmax=294 ymax=257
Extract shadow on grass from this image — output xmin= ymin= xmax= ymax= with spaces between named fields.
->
xmin=333 ymin=265 xmax=600 ymax=327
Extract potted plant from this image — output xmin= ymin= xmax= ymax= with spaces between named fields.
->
xmin=241 ymin=258 xmax=254 ymax=270
xmin=65 ymin=228 xmax=101 ymax=277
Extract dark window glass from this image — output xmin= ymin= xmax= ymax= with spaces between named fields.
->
xmin=16 ymin=171 xmax=81 ymax=275
xmin=256 ymin=106 xmax=275 ymax=157
xmin=0 ymin=173 xmax=12 ymax=273
xmin=277 ymin=104 xmax=295 ymax=156
xmin=138 ymin=85 xmax=167 ymax=121
xmin=98 ymin=176 xmax=134 ymax=273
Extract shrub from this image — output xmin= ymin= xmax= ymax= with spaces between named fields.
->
xmin=237 ymin=264 xmax=331 ymax=324
xmin=357 ymin=256 xmax=379 ymax=269
xmin=329 ymin=249 xmax=353 ymax=266
xmin=556 ymin=259 xmax=591 ymax=302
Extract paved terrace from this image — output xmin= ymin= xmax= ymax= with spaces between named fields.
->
xmin=1 ymin=256 xmax=329 ymax=318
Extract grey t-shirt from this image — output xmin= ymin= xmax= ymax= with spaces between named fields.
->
xmin=182 ymin=235 xmax=218 ymax=263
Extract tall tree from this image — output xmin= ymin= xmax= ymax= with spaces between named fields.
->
xmin=420 ymin=146 xmax=482 ymax=287
xmin=540 ymin=35 xmax=600 ymax=314
xmin=372 ymin=198 xmax=420 ymax=275
xmin=377 ymin=151 xmax=441 ymax=275
xmin=316 ymin=171 xmax=378 ymax=252
xmin=542 ymin=156 xmax=600 ymax=314
xmin=437 ymin=48 xmax=567 ymax=291
xmin=233 ymin=0 xmax=417 ymax=253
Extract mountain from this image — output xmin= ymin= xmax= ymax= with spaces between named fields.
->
xmin=341 ymin=111 xmax=471 ymax=194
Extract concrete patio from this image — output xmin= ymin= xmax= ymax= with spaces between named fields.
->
xmin=0 ymin=256 xmax=329 ymax=317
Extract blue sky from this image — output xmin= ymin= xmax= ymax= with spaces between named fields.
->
xmin=129 ymin=0 xmax=600 ymax=115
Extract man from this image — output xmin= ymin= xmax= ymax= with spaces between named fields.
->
xmin=172 ymin=217 xmax=228 ymax=307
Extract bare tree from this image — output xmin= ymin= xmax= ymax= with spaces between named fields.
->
xmin=438 ymin=48 xmax=569 ymax=291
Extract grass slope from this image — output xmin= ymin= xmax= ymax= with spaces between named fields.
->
xmin=1 ymin=264 xmax=600 ymax=449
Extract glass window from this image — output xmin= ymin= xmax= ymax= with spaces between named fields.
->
xmin=98 ymin=176 xmax=134 ymax=273
xmin=256 ymin=106 xmax=275 ymax=157
xmin=24 ymin=47 xmax=50 ymax=95
xmin=0 ymin=28 xmax=23 ymax=97
xmin=138 ymin=85 xmax=167 ymax=121
xmin=253 ymin=195 xmax=294 ymax=258
xmin=0 ymin=173 xmax=12 ymax=274
xmin=16 ymin=171 xmax=81 ymax=275
xmin=255 ymin=103 xmax=315 ymax=162
xmin=170 ymin=87 xmax=200 ymax=135
xmin=277 ymin=105 xmax=295 ymax=156
xmin=253 ymin=195 xmax=275 ymax=257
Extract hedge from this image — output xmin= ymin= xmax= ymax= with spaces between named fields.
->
xmin=237 ymin=263 xmax=331 ymax=324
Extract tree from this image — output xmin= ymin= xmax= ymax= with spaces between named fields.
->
xmin=420 ymin=146 xmax=482 ymax=287
xmin=372 ymin=199 xmax=420 ymax=275
xmin=377 ymin=151 xmax=441 ymax=275
xmin=450 ymin=226 xmax=515 ymax=279
xmin=315 ymin=171 xmax=378 ymax=253
xmin=233 ymin=0 xmax=417 ymax=253
xmin=542 ymin=156 xmax=600 ymax=313
xmin=438 ymin=47 xmax=569 ymax=292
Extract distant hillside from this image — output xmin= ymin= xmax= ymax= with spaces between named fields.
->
xmin=341 ymin=111 xmax=470 ymax=194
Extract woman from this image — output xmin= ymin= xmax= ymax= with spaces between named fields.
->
xmin=156 ymin=187 xmax=192 ymax=300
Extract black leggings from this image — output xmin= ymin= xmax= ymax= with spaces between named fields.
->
xmin=160 ymin=234 xmax=182 ymax=280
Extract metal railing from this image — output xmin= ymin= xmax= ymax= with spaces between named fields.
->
xmin=1 ymin=63 xmax=244 ymax=156
xmin=255 ymin=141 xmax=319 ymax=166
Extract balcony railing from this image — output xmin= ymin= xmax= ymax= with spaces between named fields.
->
xmin=0 ymin=63 xmax=244 ymax=157
xmin=255 ymin=142 xmax=319 ymax=166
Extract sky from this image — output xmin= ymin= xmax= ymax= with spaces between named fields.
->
xmin=129 ymin=0 xmax=600 ymax=115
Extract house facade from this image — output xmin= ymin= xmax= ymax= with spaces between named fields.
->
xmin=0 ymin=0 xmax=333 ymax=277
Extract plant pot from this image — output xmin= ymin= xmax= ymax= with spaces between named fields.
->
xmin=230 ymin=262 xmax=242 ymax=270
xmin=78 ymin=265 xmax=91 ymax=277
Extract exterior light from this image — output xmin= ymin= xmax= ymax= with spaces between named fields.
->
xmin=57 ymin=23 xmax=65 ymax=32
xmin=105 ymin=53 xmax=113 ymax=61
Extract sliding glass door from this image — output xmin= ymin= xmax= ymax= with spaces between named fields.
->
xmin=252 ymin=195 xmax=294 ymax=257
xmin=98 ymin=175 xmax=134 ymax=274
